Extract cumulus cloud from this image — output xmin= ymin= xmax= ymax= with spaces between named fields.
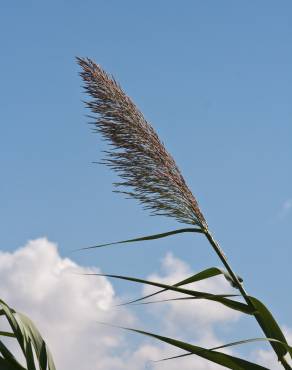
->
xmin=2 ymin=239 xmax=288 ymax=370
xmin=0 ymin=238 xmax=135 ymax=370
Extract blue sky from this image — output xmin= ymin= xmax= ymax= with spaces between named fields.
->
xmin=0 ymin=2 xmax=291 ymax=368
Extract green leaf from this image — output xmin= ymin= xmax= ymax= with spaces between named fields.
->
xmin=0 ymin=299 xmax=37 ymax=370
xmin=0 ymin=340 xmax=26 ymax=369
xmin=0 ymin=299 xmax=56 ymax=370
xmin=120 ymin=267 xmax=242 ymax=306
xmin=0 ymin=300 xmax=25 ymax=352
xmin=100 ymin=323 xmax=270 ymax=370
xmin=0 ymin=332 xmax=15 ymax=338
xmin=76 ymin=227 xmax=203 ymax=251
xmin=24 ymin=339 xmax=36 ymax=370
xmin=85 ymin=273 xmax=254 ymax=314
xmin=16 ymin=313 xmax=56 ymax=370
xmin=211 ymin=337 xmax=292 ymax=355
xmin=0 ymin=357 xmax=26 ymax=370
xmin=249 ymin=296 xmax=290 ymax=359
xmin=154 ymin=337 xmax=292 ymax=363
xmin=174 ymin=267 xmax=243 ymax=288
xmin=131 ymin=295 xmax=238 ymax=306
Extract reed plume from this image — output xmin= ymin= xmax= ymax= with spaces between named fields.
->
xmin=77 ymin=57 xmax=207 ymax=228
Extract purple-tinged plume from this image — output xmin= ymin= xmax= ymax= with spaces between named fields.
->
xmin=77 ymin=57 xmax=207 ymax=228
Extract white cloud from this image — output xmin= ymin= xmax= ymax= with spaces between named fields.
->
xmin=0 ymin=238 xmax=135 ymax=370
xmin=2 ymin=240 xmax=288 ymax=370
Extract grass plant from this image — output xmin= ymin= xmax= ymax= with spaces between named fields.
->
xmin=77 ymin=57 xmax=292 ymax=370
xmin=0 ymin=298 xmax=55 ymax=370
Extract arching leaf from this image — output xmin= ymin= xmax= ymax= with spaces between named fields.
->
xmin=76 ymin=227 xmax=202 ymax=251
xmin=85 ymin=273 xmax=253 ymax=314
xmin=99 ymin=323 xmax=270 ymax=370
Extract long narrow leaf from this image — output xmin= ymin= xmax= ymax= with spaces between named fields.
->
xmin=0 ymin=302 xmax=37 ymax=370
xmin=0 ymin=332 xmax=15 ymax=338
xmin=249 ymin=296 xmax=291 ymax=359
xmin=99 ymin=323 xmax=270 ymax=370
xmin=173 ymin=267 xmax=243 ymax=288
xmin=0 ymin=299 xmax=56 ymax=370
xmin=119 ymin=267 xmax=243 ymax=306
xmin=211 ymin=337 xmax=292 ymax=356
xmin=24 ymin=340 xmax=36 ymax=370
xmin=85 ymin=273 xmax=254 ymax=314
xmin=76 ymin=227 xmax=202 ymax=251
xmin=0 ymin=357 xmax=27 ymax=370
xmin=0 ymin=301 xmax=35 ymax=370
xmin=131 ymin=295 xmax=239 ymax=306
xmin=0 ymin=340 xmax=26 ymax=369
xmin=154 ymin=338 xmax=292 ymax=363
xmin=0 ymin=300 xmax=25 ymax=353
xmin=16 ymin=313 xmax=56 ymax=370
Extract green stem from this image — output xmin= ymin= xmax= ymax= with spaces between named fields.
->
xmin=204 ymin=231 xmax=249 ymax=300
xmin=204 ymin=230 xmax=291 ymax=370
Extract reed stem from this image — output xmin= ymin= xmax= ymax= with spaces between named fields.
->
xmin=204 ymin=230 xmax=291 ymax=370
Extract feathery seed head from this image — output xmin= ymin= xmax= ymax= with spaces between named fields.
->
xmin=77 ymin=57 xmax=207 ymax=228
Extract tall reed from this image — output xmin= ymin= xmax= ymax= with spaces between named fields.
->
xmin=78 ymin=57 xmax=292 ymax=370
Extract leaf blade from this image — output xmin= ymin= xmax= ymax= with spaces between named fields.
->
xmin=16 ymin=312 xmax=56 ymax=370
xmin=76 ymin=227 xmax=203 ymax=251
xmin=86 ymin=273 xmax=253 ymax=314
xmin=249 ymin=296 xmax=291 ymax=359
xmin=120 ymin=266 xmax=242 ymax=306
xmin=0 ymin=340 xmax=26 ymax=369
xmin=0 ymin=357 xmax=27 ymax=370
xmin=100 ymin=323 xmax=270 ymax=370
xmin=0 ymin=299 xmax=56 ymax=370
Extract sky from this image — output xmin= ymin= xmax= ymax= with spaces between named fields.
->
xmin=0 ymin=1 xmax=291 ymax=369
